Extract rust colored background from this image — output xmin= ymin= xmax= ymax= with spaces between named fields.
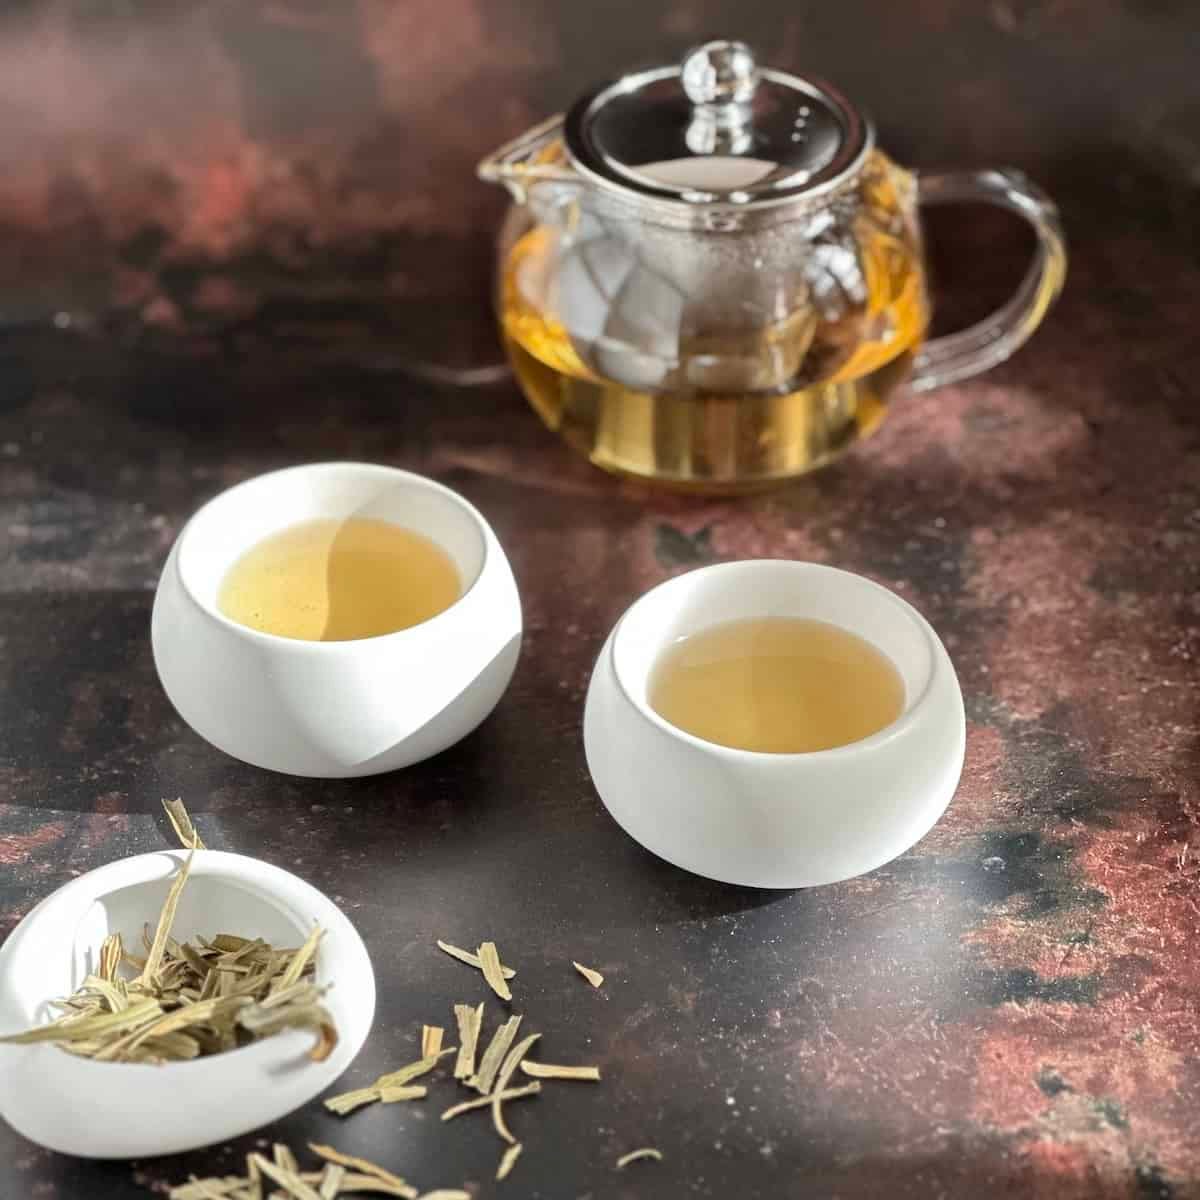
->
xmin=2 ymin=2 xmax=1200 ymax=1199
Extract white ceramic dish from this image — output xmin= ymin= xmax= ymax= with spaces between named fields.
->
xmin=0 ymin=849 xmax=375 ymax=1159
xmin=152 ymin=462 xmax=522 ymax=778
xmin=584 ymin=560 xmax=965 ymax=888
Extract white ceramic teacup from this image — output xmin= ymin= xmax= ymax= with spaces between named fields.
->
xmin=152 ymin=462 xmax=522 ymax=778
xmin=0 ymin=850 xmax=374 ymax=1158
xmin=584 ymin=561 xmax=965 ymax=888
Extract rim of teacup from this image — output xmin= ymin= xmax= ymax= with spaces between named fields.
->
xmin=174 ymin=462 xmax=493 ymax=652
xmin=610 ymin=559 xmax=944 ymax=763
xmin=0 ymin=849 xmax=375 ymax=1075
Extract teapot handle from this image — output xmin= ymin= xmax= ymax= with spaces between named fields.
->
xmin=908 ymin=168 xmax=1067 ymax=392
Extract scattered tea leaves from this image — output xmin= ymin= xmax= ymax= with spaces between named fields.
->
xmin=307 ymin=1144 xmax=417 ymax=1198
xmin=492 ymin=1033 xmax=541 ymax=1143
xmin=251 ymin=1154 xmax=322 ymax=1200
xmin=452 ymin=1002 xmax=483 ymax=1079
xmin=616 ymin=1148 xmax=663 ymax=1168
xmin=379 ymin=1085 xmax=427 ymax=1103
xmin=469 ymin=1015 xmax=522 ymax=1093
xmin=477 ymin=942 xmax=512 ymax=1002
xmin=441 ymin=1081 xmax=540 ymax=1121
xmin=323 ymin=1088 xmax=380 ymax=1117
xmin=436 ymin=939 xmax=515 ymax=979
xmin=496 ymin=1143 xmax=523 ymax=1182
xmin=421 ymin=1024 xmax=443 ymax=1058
xmin=170 ymin=1144 xmax=434 ymax=1200
xmin=520 ymin=1061 xmax=601 ymax=1082
xmin=375 ymin=1049 xmax=455 ymax=1089
xmin=326 ymin=1051 xmax=454 ymax=1115
xmin=572 ymin=962 xmax=604 ymax=988
xmin=162 ymin=798 xmax=206 ymax=850
xmin=319 ymin=1164 xmax=346 ymax=1199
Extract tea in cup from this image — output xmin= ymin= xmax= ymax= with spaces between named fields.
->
xmin=152 ymin=463 xmax=522 ymax=778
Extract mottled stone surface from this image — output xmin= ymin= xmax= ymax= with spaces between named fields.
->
xmin=2 ymin=2 xmax=1200 ymax=1198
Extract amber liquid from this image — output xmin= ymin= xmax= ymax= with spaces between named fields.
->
xmin=648 ymin=617 xmax=905 ymax=753
xmin=218 ymin=517 xmax=461 ymax=641
xmin=501 ymin=152 xmax=929 ymax=491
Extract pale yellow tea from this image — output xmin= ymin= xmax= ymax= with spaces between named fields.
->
xmin=218 ymin=517 xmax=460 ymax=641
xmin=647 ymin=616 xmax=904 ymax=753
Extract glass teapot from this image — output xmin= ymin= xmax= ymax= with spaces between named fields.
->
xmin=479 ymin=41 xmax=1066 ymax=492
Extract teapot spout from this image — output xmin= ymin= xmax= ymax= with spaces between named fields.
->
xmin=477 ymin=114 xmax=577 ymax=203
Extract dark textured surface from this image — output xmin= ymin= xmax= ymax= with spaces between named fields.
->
xmin=2 ymin=2 xmax=1200 ymax=1198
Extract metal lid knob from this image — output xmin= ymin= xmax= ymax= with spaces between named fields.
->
xmin=562 ymin=40 xmax=870 ymax=207
xmin=681 ymin=41 xmax=760 ymax=107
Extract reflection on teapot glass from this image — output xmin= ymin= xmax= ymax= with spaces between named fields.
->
xmin=500 ymin=151 xmax=929 ymax=489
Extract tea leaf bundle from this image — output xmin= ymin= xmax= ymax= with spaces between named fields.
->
xmin=0 ymin=849 xmax=336 ymax=1064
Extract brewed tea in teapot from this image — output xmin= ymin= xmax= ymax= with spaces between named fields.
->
xmin=480 ymin=41 xmax=1066 ymax=491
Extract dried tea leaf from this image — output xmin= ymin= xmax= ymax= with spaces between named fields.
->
xmin=306 ymin=1144 xmax=416 ymax=1198
xmin=452 ymin=1003 xmax=483 ymax=1079
xmin=477 ymin=941 xmax=512 ymax=1002
xmin=323 ymin=1087 xmax=380 ymax=1116
xmin=616 ymin=1148 xmax=663 ymax=1168
xmin=141 ymin=848 xmax=196 ymax=985
xmin=274 ymin=1144 xmax=300 ymax=1174
xmin=496 ymin=1143 xmax=523 ymax=1182
xmin=378 ymin=1085 xmax=427 ymax=1103
xmin=317 ymin=1163 xmax=345 ymax=1200
xmin=250 ymin=1154 xmax=322 ymax=1200
xmin=436 ymin=940 xmax=516 ymax=979
xmin=468 ymin=1015 xmax=522 ymax=1093
xmin=441 ymin=1081 xmax=540 ymax=1122
xmin=520 ymin=1061 xmax=601 ymax=1082
xmin=238 ymin=1001 xmax=338 ymax=1062
xmin=163 ymin=798 xmax=206 ymax=850
xmin=0 ymin=997 xmax=162 ymax=1046
xmin=572 ymin=961 xmax=604 ymax=988
xmin=337 ymin=1175 xmax=421 ymax=1196
xmin=492 ymin=1033 xmax=541 ymax=1143
xmin=374 ymin=1048 xmax=454 ymax=1089
xmin=169 ymin=1176 xmax=246 ymax=1200
xmin=420 ymin=1024 xmax=443 ymax=1058
xmin=273 ymin=926 xmax=323 ymax=994
xmin=98 ymin=933 xmax=124 ymax=982
xmin=325 ymin=1050 xmax=453 ymax=1116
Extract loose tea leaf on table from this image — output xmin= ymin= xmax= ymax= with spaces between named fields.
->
xmin=452 ymin=1002 xmax=484 ymax=1079
xmin=572 ymin=961 xmax=604 ymax=988
xmin=520 ymin=1061 xmax=601 ymax=1082
xmin=435 ymin=939 xmax=516 ymax=979
xmin=496 ymin=1142 xmax=523 ymax=1182
xmin=477 ymin=941 xmax=512 ymax=1002
xmin=616 ymin=1148 xmax=663 ymax=1168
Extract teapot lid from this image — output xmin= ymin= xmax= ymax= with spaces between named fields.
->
xmin=563 ymin=41 xmax=870 ymax=207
